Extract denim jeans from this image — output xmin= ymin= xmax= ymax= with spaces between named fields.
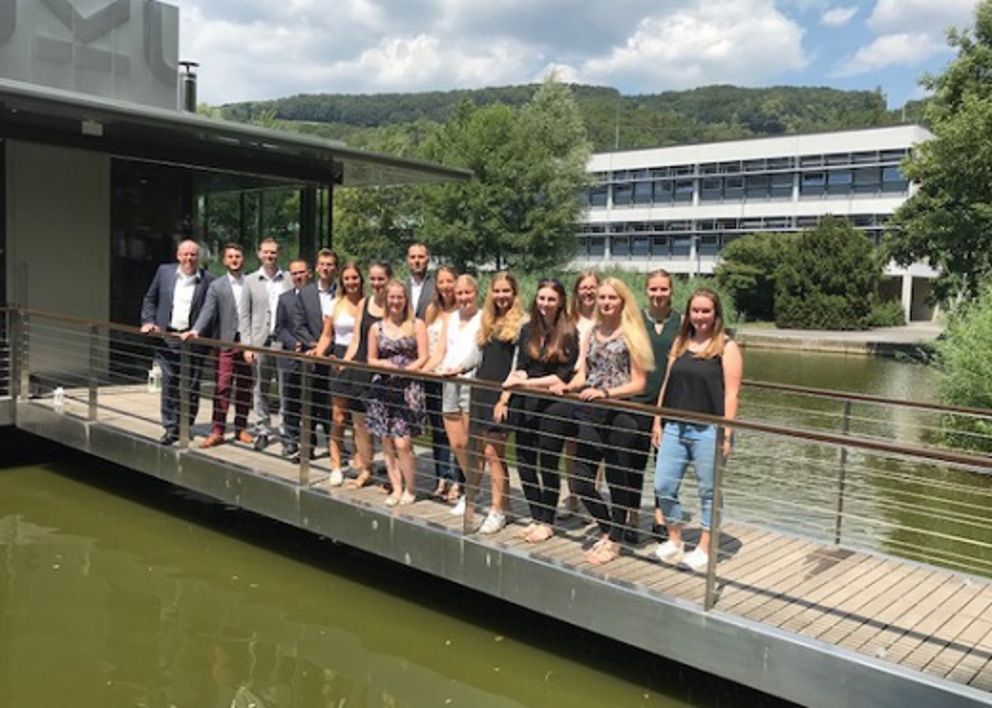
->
xmin=654 ymin=422 xmax=718 ymax=530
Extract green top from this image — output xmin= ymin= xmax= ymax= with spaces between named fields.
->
xmin=633 ymin=307 xmax=681 ymax=405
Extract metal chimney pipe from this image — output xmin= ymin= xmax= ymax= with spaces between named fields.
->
xmin=178 ymin=61 xmax=199 ymax=112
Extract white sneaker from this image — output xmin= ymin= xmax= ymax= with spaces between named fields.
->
xmin=682 ymin=548 xmax=710 ymax=572
xmin=449 ymin=496 xmax=466 ymax=517
xmin=655 ymin=540 xmax=685 ymax=564
xmin=328 ymin=469 xmax=344 ymax=487
xmin=479 ymin=511 xmax=507 ymax=534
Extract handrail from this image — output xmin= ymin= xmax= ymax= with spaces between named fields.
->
xmin=744 ymin=378 xmax=992 ymax=419
xmin=14 ymin=305 xmax=992 ymax=473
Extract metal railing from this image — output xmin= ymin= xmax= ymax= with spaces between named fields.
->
xmin=0 ymin=307 xmax=10 ymax=400
xmin=8 ymin=306 xmax=992 ymax=615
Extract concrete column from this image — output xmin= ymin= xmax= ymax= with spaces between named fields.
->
xmin=900 ymin=273 xmax=913 ymax=322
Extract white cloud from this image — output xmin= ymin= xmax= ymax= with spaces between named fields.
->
xmin=559 ymin=0 xmax=807 ymax=90
xmin=866 ymin=0 xmax=977 ymax=34
xmin=820 ymin=6 xmax=857 ymax=27
xmin=833 ymin=32 xmax=944 ymax=76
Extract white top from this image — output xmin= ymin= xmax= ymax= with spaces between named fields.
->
xmin=426 ymin=313 xmax=446 ymax=355
xmin=318 ymin=284 xmax=335 ymax=318
xmin=333 ymin=303 xmax=356 ymax=347
xmin=169 ymin=268 xmax=198 ymax=331
xmin=228 ymin=273 xmax=245 ymax=335
xmin=441 ymin=310 xmax=482 ymax=376
xmin=410 ymin=275 xmax=426 ymax=314
xmin=260 ymin=269 xmax=286 ymax=334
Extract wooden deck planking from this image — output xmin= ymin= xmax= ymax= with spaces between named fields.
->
xmin=30 ymin=387 xmax=992 ymax=698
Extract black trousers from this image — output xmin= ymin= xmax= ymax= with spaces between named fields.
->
xmin=284 ymin=363 xmax=330 ymax=447
xmin=157 ymin=339 xmax=205 ymax=436
xmin=572 ymin=408 xmax=653 ymax=542
xmin=514 ymin=398 xmax=576 ymax=525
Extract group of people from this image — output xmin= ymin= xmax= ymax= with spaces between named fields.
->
xmin=140 ymin=238 xmax=742 ymax=571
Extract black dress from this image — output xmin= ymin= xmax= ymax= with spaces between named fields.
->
xmin=345 ymin=297 xmax=382 ymax=413
xmin=469 ymin=333 xmax=518 ymax=432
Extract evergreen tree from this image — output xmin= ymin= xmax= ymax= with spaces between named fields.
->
xmin=775 ymin=216 xmax=880 ymax=330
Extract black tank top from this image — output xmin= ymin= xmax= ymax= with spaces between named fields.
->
xmin=353 ymin=297 xmax=382 ymax=363
xmin=662 ymin=349 xmax=725 ymax=417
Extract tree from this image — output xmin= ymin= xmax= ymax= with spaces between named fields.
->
xmin=714 ymin=232 xmax=794 ymax=321
xmin=418 ymin=77 xmax=591 ymax=271
xmin=775 ymin=216 xmax=880 ymax=330
xmin=884 ymin=0 xmax=992 ymax=302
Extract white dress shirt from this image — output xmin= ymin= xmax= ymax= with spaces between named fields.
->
xmin=318 ymin=283 xmax=335 ymax=318
xmin=170 ymin=268 xmax=199 ymax=331
xmin=229 ymin=273 xmax=245 ymax=336
xmin=260 ymin=269 xmax=286 ymax=334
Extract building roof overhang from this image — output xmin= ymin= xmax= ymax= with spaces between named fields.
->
xmin=0 ymin=78 xmax=472 ymax=187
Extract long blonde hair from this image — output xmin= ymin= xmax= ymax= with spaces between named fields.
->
xmin=478 ymin=272 xmax=524 ymax=345
xmin=670 ymin=288 xmax=728 ymax=360
xmin=383 ymin=279 xmax=415 ymax=328
xmin=425 ymin=265 xmax=458 ymax=326
xmin=596 ymin=277 xmax=655 ymax=372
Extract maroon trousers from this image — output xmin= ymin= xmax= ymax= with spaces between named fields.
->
xmin=211 ymin=348 xmax=253 ymax=435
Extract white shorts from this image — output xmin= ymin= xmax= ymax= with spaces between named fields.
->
xmin=442 ymin=381 xmax=471 ymax=414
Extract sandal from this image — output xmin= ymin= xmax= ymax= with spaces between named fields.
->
xmin=519 ymin=522 xmax=538 ymax=540
xmin=346 ymin=470 xmax=373 ymax=490
xmin=384 ymin=494 xmax=401 ymax=507
xmin=398 ymin=491 xmax=417 ymax=506
xmin=587 ymin=539 xmax=619 ymax=565
xmin=432 ymin=481 xmax=448 ymax=500
xmin=446 ymin=483 xmax=462 ymax=503
xmin=525 ymin=524 xmax=554 ymax=544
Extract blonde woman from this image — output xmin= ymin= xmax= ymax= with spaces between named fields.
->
xmin=423 ymin=266 xmax=461 ymax=500
xmin=652 ymin=288 xmax=742 ymax=572
xmin=554 ymin=277 xmax=655 ymax=565
xmin=470 ymin=272 xmax=525 ymax=534
xmin=423 ymin=274 xmax=481 ymax=514
xmin=562 ymin=270 xmax=600 ymax=514
xmin=312 ymin=262 xmax=364 ymax=485
xmin=367 ymin=280 xmax=429 ymax=506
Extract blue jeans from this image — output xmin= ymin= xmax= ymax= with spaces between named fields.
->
xmin=654 ymin=422 xmax=718 ymax=530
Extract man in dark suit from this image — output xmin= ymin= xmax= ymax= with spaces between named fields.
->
xmin=184 ymin=243 xmax=253 ymax=448
xmin=407 ymin=242 xmax=435 ymax=320
xmin=277 ymin=259 xmax=313 ymax=461
xmin=294 ymin=249 xmax=335 ymax=453
xmin=140 ymin=238 xmax=214 ymax=445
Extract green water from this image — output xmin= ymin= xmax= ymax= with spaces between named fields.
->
xmin=0 ymin=447 xmax=782 ymax=708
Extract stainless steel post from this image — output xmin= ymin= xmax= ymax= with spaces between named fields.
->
xmin=18 ymin=310 xmax=29 ymax=399
xmin=833 ymin=400 xmax=853 ymax=545
xmin=87 ymin=324 xmax=99 ymax=421
xmin=299 ymin=360 xmax=312 ymax=485
xmin=178 ymin=339 xmax=191 ymax=450
xmin=703 ymin=425 xmax=725 ymax=612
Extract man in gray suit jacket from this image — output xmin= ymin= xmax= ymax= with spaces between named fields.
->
xmin=140 ymin=238 xmax=213 ymax=445
xmin=240 ymin=237 xmax=293 ymax=449
xmin=184 ymin=243 xmax=253 ymax=448
xmin=407 ymin=242 xmax=435 ymax=320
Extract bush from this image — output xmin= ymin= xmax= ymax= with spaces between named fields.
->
xmin=935 ymin=285 xmax=992 ymax=451
xmin=715 ymin=232 xmax=794 ymax=321
xmin=774 ymin=216 xmax=881 ymax=330
xmin=866 ymin=299 xmax=906 ymax=327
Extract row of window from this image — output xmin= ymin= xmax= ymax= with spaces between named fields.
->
xmin=593 ymin=147 xmax=910 ymax=183
xmin=576 ymin=229 xmax=887 ymax=259
xmin=587 ymin=166 xmax=908 ymax=207
xmin=579 ymin=213 xmax=890 ymax=236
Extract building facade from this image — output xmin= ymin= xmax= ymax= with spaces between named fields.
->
xmin=575 ymin=125 xmax=936 ymax=320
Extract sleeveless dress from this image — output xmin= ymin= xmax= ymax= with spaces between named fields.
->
xmin=346 ymin=297 xmax=382 ymax=413
xmin=366 ymin=322 xmax=427 ymax=437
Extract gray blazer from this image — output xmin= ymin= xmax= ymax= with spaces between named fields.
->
xmin=192 ymin=275 xmax=241 ymax=343
xmin=241 ymin=268 xmax=292 ymax=347
xmin=410 ymin=273 xmax=435 ymax=321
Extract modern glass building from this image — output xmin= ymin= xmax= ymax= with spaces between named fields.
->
xmin=575 ymin=125 xmax=935 ymax=320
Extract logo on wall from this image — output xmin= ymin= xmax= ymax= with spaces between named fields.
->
xmin=0 ymin=0 xmax=176 ymax=87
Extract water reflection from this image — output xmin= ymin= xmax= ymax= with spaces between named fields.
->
xmin=0 ymin=462 xmax=778 ymax=708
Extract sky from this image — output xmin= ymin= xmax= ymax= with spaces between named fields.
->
xmin=172 ymin=0 xmax=981 ymax=108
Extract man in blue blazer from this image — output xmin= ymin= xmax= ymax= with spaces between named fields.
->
xmin=140 ymin=239 xmax=214 ymax=445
